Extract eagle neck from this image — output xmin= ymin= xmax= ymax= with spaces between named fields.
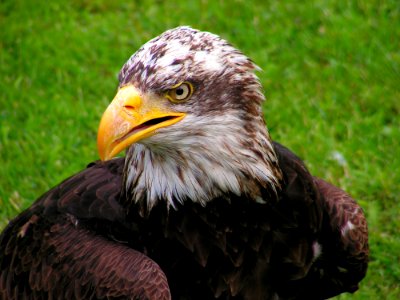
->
xmin=122 ymin=118 xmax=282 ymax=215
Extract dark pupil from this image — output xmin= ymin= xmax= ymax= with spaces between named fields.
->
xmin=176 ymin=88 xmax=184 ymax=96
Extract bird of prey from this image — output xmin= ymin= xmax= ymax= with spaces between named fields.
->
xmin=0 ymin=26 xmax=368 ymax=300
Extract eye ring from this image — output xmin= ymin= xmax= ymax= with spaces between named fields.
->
xmin=166 ymin=82 xmax=194 ymax=103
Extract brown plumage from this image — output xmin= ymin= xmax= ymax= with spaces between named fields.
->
xmin=0 ymin=27 xmax=368 ymax=299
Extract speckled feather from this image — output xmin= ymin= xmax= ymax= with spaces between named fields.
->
xmin=119 ymin=27 xmax=280 ymax=212
xmin=0 ymin=27 xmax=368 ymax=299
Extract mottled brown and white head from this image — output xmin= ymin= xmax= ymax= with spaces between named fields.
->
xmin=97 ymin=26 xmax=281 ymax=211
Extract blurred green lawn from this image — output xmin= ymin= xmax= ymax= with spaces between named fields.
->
xmin=1 ymin=0 xmax=399 ymax=298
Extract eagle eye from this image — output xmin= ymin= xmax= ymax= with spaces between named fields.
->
xmin=166 ymin=82 xmax=193 ymax=103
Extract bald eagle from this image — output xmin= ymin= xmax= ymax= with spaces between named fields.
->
xmin=0 ymin=27 xmax=368 ymax=300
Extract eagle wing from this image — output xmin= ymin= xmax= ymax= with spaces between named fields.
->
xmin=272 ymin=142 xmax=369 ymax=299
xmin=310 ymin=177 xmax=369 ymax=298
xmin=0 ymin=159 xmax=171 ymax=300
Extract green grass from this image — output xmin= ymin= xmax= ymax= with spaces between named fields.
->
xmin=0 ymin=0 xmax=399 ymax=298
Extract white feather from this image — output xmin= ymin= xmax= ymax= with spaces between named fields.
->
xmin=125 ymin=114 xmax=279 ymax=208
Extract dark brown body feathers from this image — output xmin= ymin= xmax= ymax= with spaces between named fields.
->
xmin=0 ymin=142 xmax=368 ymax=299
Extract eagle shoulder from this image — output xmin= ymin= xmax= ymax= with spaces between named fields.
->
xmin=311 ymin=177 xmax=369 ymax=297
xmin=0 ymin=159 xmax=170 ymax=300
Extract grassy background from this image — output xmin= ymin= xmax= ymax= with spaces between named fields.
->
xmin=0 ymin=0 xmax=399 ymax=298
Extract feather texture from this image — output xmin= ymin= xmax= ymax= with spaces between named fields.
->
xmin=0 ymin=143 xmax=368 ymax=299
xmin=0 ymin=27 xmax=368 ymax=299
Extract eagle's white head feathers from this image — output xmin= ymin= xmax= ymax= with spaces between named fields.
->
xmin=117 ymin=26 xmax=281 ymax=212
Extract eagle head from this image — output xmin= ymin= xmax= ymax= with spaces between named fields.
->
xmin=97 ymin=26 xmax=281 ymax=210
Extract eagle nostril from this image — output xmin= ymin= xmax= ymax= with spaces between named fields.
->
xmin=123 ymin=105 xmax=138 ymax=115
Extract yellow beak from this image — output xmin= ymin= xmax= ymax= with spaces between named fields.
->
xmin=97 ymin=85 xmax=186 ymax=161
